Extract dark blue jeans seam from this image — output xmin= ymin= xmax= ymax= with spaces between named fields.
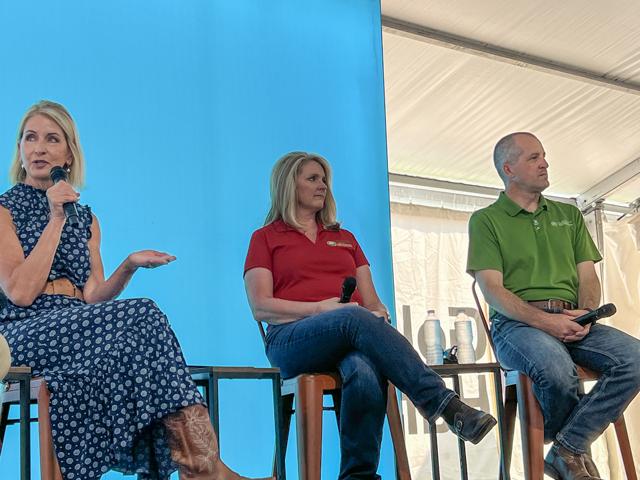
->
xmin=555 ymin=343 xmax=622 ymax=453
xmin=492 ymin=326 xmax=543 ymax=381
xmin=492 ymin=326 xmax=551 ymax=430
xmin=265 ymin=323 xmax=343 ymax=349
xmin=429 ymin=390 xmax=457 ymax=424
xmin=555 ymin=375 xmax=611 ymax=454
xmin=570 ymin=343 xmax=624 ymax=367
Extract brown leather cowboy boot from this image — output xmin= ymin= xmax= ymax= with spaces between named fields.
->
xmin=165 ymin=404 xmax=273 ymax=480
xmin=582 ymin=452 xmax=601 ymax=478
xmin=544 ymin=444 xmax=602 ymax=480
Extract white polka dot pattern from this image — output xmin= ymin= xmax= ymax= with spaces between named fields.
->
xmin=0 ymin=184 xmax=204 ymax=479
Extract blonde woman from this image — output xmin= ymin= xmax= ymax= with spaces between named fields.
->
xmin=0 ymin=100 xmax=267 ymax=480
xmin=244 ymin=152 xmax=497 ymax=479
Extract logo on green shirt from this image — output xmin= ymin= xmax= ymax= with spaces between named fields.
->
xmin=550 ymin=220 xmax=573 ymax=227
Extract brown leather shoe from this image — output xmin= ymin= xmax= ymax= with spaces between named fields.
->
xmin=446 ymin=402 xmax=497 ymax=445
xmin=582 ymin=453 xmax=600 ymax=478
xmin=544 ymin=444 xmax=601 ymax=480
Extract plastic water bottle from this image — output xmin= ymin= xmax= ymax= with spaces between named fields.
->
xmin=454 ymin=310 xmax=476 ymax=363
xmin=423 ymin=309 xmax=443 ymax=365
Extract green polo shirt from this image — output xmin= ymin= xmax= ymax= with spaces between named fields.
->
xmin=466 ymin=192 xmax=602 ymax=304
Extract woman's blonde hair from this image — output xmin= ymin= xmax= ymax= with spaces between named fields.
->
xmin=10 ymin=100 xmax=85 ymax=187
xmin=265 ymin=151 xmax=339 ymax=230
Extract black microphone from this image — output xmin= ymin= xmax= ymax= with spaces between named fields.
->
xmin=339 ymin=277 xmax=357 ymax=303
xmin=50 ymin=166 xmax=80 ymax=227
xmin=574 ymin=303 xmax=617 ymax=326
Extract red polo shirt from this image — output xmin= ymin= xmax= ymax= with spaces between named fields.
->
xmin=244 ymin=219 xmax=369 ymax=304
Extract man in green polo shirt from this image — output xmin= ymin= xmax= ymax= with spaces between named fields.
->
xmin=467 ymin=132 xmax=640 ymax=480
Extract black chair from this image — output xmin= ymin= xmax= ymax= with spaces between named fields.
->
xmin=0 ymin=366 xmax=61 ymax=480
xmin=0 ymin=365 xmax=283 ymax=480
xmin=187 ymin=365 xmax=284 ymax=479
xmin=420 ymin=362 xmax=510 ymax=480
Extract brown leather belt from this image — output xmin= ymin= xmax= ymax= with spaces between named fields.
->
xmin=42 ymin=278 xmax=84 ymax=301
xmin=528 ymin=299 xmax=575 ymax=313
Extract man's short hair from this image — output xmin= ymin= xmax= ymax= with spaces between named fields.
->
xmin=493 ymin=132 xmax=537 ymax=183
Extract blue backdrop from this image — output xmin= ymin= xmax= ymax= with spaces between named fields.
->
xmin=0 ymin=0 xmax=394 ymax=477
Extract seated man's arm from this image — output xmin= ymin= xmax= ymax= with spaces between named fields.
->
xmin=576 ymin=260 xmax=601 ymax=310
xmin=475 ymin=269 xmax=589 ymax=342
xmin=554 ymin=260 xmax=599 ymax=337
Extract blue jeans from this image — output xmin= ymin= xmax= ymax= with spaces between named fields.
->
xmin=491 ymin=314 xmax=640 ymax=454
xmin=266 ymin=306 xmax=455 ymax=480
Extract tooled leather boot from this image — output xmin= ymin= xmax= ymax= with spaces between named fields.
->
xmin=165 ymin=404 xmax=273 ymax=480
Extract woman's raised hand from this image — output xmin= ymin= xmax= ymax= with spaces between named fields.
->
xmin=126 ymin=250 xmax=177 ymax=270
xmin=46 ymin=181 xmax=79 ymax=220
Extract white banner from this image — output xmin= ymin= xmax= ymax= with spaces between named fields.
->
xmin=601 ymin=217 xmax=640 ymax=479
xmin=391 ymin=203 xmax=500 ymax=479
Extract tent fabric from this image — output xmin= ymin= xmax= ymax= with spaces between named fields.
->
xmin=382 ymin=0 xmax=640 ymax=81
xmin=628 ymin=212 xmax=640 ymax=250
xmin=390 ymin=201 xmax=639 ymax=478
xmin=383 ymin=2 xmax=640 ymax=477
xmin=381 ymin=0 xmax=640 ymax=204
xmin=602 ymin=217 xmax=640 ymax=478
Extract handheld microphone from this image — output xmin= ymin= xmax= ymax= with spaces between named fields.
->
xmin=50 ymin=166 xmax=80 ymax=227
xmin=339 ymin=277 xmax=357 ymax=303
xmin=574 ymin=303 xmax=617 ymax=326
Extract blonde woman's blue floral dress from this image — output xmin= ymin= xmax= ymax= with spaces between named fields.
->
xmin=0 ymin=183 xmax=203 ymax=479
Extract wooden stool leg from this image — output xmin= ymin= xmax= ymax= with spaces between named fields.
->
xmin=613 ymin=415 xmax=637 ymax=480
xmin=295 ymin=377 xmax=324 ymax=480
xmin=38 ymin=383 xmax=63 ymax=480
xmin=501 ymin=385 xmax=517 ymax=480
xmin=517 ymin=374 xmax=544 ymax=480
xmin=386 ymin=384 xmax=411 ymax=480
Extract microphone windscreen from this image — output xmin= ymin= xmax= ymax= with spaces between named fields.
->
xmin=339 ymin=276 xmax=357 ymax=303
xmin=600 ymin=303 xmax=617 ymax=317
xmin=343 ymin=276 xmax=356 ymax=294
xmin=50 ymin=166 xmax=68 ymax=183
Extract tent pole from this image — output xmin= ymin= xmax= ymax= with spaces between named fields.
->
xmin=594 ymin=200 xmax=606 ymax=301
xmin=382 ymin=16 xmax=640 ymax=96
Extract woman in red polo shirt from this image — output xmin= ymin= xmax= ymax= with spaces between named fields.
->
xmin=244 ymin=152 xmax=496 ymax=479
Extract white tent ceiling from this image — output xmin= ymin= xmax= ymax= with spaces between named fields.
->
xmin=381 ymin=0 xmax=640 ymax=206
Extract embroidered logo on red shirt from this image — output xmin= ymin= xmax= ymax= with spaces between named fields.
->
xmin=327 ymin=241 xmax=354 ymax=248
